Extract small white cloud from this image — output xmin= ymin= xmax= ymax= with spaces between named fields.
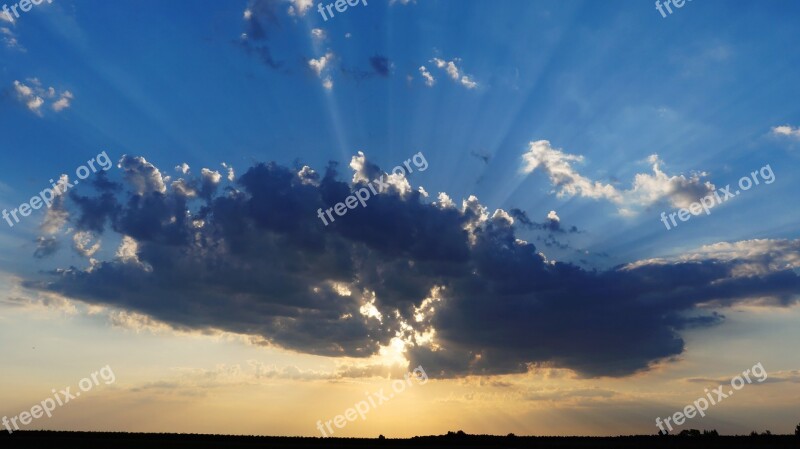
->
xmin=418 ymin=66 xmax=435 ymax=87
xmin=345 ymin=32 xmax=352 ymax=38
xmin=287 ymin=0 xmax=313 ymax=16
xmin=311 ymin=28 xmax=326 ymax=41
xmin=12 ymin=79 xmax=73 ymax=116
xmin=460 ymin=75 xmax=478 ymax=89
xmin=309 ymin=52 xmax=333 ymax=76
xmin=243 ymin=8 xmax=252 ymax=19
xmin=52 ymin=91 xmax=74 ymax=112
xmin=322 ymin=76 xmax=333 ymax=90
xmin=221 ymin=162 xmax=235 ymax=181
xmin=547 ymin=210 xmax=560 ymax=222
xmin=428 ymin=57 xmax=478 ymax=90
xmin=175 ymin=163 xmax=190 ymax=174
xmin=201 ymin=168 xmax=222 ymax=185
xmin=772 ymin=125 xmax=800 ymax=140
xmin=13 ymin=80 xmax=44 ymax=115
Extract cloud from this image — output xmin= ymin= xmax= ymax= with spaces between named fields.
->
xmin=1 ymin=26 xmax=22 ymax=50
xmin=11 ymin=79 xmax=73 ymax=116
xmin=311 ymin=28 xmax=325 ymax=41
xmin=369 ymin=55 xmax=391 ymax=77
xmin=428 ymin=57 xmax=479 ymax=89
xmin=460 ymin=75 xmax=478 ymax=89
xmin=73 ymin=231 xmax=101 ymax=258
xmin=24 ymin=154 xmax=800 ymax=379
xmin=508 ymin=208 xmax=578 ymax=234
xmin=309 ymin=52 xmax=332 ymax=76
xmin=287 ymin=0 xmax=313 ymax=16
xmin=521 ymin=141 xmax=715 ymax=215
xmin=309 ymin=52 xmax=334 ymax=88
xmin=51 ymin=91 xmax=74 ymax=112
xmin=340 ymin=55 xmax=392 ymax=81
xmin=238 ymin=0 xmax=287 ymax=69
xmin=33 ymin=236 xmax=60 ymax=259
xmin=117 ymin=155 xmax=167 ymax=195
xmin=771 ymin=124 xmax=800 ymax=140
xmin=418 ymin=66 xmax=435 ymax=87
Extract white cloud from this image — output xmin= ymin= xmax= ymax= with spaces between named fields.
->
xmin=309 ymin=52 xmax=334 ymax=89
xmin=418 ymin=66 xmax=435 ymax=87
xmin=287 ymin=0 xmax=313 ymax=16
xmin=521 ymin=140 xmax=716 ymax=215
xmin=460 ymin=75 xmax=478 ymax=89
xmin=308 ymin=52 xmax=332 ymax=76
xmin=118 ymin=155 xmax=167 ymax=195
xmin=427 ymin=57 xmax=478 ymax=89
xmin=201 ymin=168 xmax=222 ymax=184
xmin=311 ymin=28 xmax=325 ymax=41
xmin=243 ymin=8 xmax=252 ymax=19
xmin=12 ymin=79 xmax=73 ymax=115
xmin=13 ymin=80 xmax=44 ymax=115
xmin=51 ymin=91 xmax=74 ymax=112
xmin=221 ymin=162 xmax=235 ymax=181
xmin=772 ymin=125 xmax=800 ymax=140
xmin=175 ymin=163 xmax=190 ymax=174
xmin=73 ymin=231 xmax=101 ymax=258
xmin=522 ymin=140 xmax=620 ymax=202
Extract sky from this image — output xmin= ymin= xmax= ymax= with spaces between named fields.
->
xmin=1 ymin=0 xmax=800 ymax=438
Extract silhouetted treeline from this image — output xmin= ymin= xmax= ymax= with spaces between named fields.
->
xmin=0 ymin=430 xmax=798 ymax=448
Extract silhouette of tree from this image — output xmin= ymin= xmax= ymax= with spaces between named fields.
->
xmin=378 ymin=435 xmax=385 ymax=441
xmin=795 ymin=423 xmax=800 ymax=437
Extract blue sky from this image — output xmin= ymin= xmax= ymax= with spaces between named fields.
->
xmin=1 ymin=0 xmax=800 ymax=437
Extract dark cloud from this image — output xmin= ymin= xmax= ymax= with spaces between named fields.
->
xmin=369 ymin=55 xmax=391 ymax=77
xmin=33 ymin=236 xmax=59 ymax=259
xmin=509 ymin=208 xmax=578 ymax=234
xmin=341 ymin=55 xmax=393 ymax=80
xmin=470 ymin=150 xmax=490 ymax=165
xmin=238 ymin=0 xmax=287 ymax=70
xmin=24 ymin=154 xmax=800 ymax=378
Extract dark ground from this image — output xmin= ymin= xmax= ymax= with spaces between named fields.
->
xmin=1 ymin=431 xmax=799 ymax=448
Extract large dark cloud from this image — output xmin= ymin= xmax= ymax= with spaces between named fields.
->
xmin=24 ymin=154 xmax=800 ymax=378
